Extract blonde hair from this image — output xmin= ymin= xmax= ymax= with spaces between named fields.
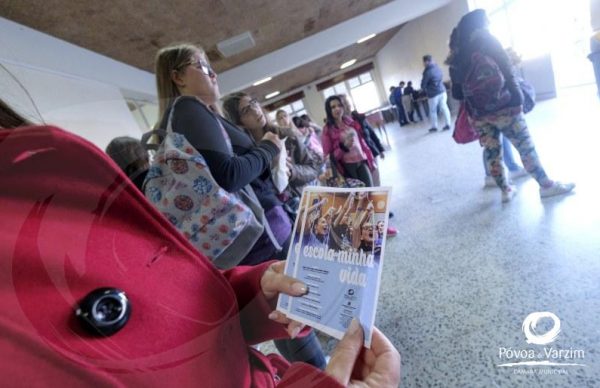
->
xmin=154 ymin=43 xmax=203 ymax=123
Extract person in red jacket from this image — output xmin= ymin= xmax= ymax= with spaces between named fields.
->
xmin=0 ymin=101 xmax=401 ymax=386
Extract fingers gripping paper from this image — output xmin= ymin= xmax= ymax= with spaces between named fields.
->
xmin=276 ymin=186 xmax=392 ymax=347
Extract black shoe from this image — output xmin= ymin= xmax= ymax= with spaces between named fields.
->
xmin=428 ymin=127 xmax=438 ymax=133
xmin=389 ymin=211 xmax=394 ymax=219
xmin=442 ymin=125 xmax=450 ymax=131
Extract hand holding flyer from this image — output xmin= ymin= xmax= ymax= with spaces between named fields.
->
xmin=277 ymin=186 xmax=392 ymax=347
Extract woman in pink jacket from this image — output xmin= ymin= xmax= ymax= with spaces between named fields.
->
xmin=321 ymin=95 xmax=375 ymax=187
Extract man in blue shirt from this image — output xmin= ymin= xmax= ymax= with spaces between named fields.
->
xmin=421 ymin=55 xmax=452 ymax=133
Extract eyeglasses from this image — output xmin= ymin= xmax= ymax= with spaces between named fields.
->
xmin=239 ymin=99 xmax=261 ymax=116
xmin=187 ymin=61 xmax=215 ymax=77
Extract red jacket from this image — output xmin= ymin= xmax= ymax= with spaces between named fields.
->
xmin=321 ymin=116 xmax=375 ymax=175
xmin=0 ymin=126 xmax=341 ymax=387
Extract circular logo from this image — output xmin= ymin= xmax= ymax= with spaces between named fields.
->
xmin=170 ymin=159 xmax=189 ymax=174
xmin=522 ymin=312 xmax=561 ymax=345
xmin=193 ymin=177 xmax=213 ymax=196
xmin=174 ymin=195 xmax=194 ymax=211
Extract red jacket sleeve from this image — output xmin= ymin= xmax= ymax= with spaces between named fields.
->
xmin=222 ymin=261 xmax=291 ymax=345
xmin=278 ymin=363 xmax=344 ymax=387
xmin=322 ymin=125 xmax=344 ymax=161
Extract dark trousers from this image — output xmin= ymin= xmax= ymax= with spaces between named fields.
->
xmin=396 ymin=105 xmax=408 ymax=126
xmin=343 ymin=161 xmax=373 ymax=187
xmin=410 ymin=101 xmax=424 ymax=121
xmin=274 ymin=330 xmax=326 ymax=369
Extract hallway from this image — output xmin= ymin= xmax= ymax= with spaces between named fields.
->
xmin=375 ymin=85 xmax=600 ymax=387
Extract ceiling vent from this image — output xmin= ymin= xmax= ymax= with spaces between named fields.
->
xmin=217 ymin=31 xmax=256 ymax=58
xmin=205 ymin=48 xmax=223 ymax=62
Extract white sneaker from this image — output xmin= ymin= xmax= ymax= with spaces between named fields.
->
xmin=484 ymin=176 xmax=514 ymax=188
xmin=502 ymin=185 xmax=517 ymax=203
xmin=540 ymin=182 xmax=576 ymax=198
xmin=484 ymin=176 xmax=496 ymax=188
xmin=509 ymin=167 xmax=529 ymax=180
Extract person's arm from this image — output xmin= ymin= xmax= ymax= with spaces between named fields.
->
xmin=222 ymin=262 xmax=294 ymax=344
xmin=278 ymin=364 xmax=344 ymax=387
xmin=363 ymin=119 xmax=385 ymax=154
xmin=421 ymin=69 xmax=430 ymax=91
xmin=321 ymin=125 xmax=345 ymax=162
xmin=287 ymin=136 xmax=322 ymax=186
xmin=171 ymin=98 xmax=278 ymax=192
xmin=485 ymin=35 xmax=523 ymax=105
xmin=308 ymin=122 xmax=322 ymax=136
xmin=334 ymin=194 xmax=354 ymax=226
xmin=449 ymin=66 xmax=464 ymax=100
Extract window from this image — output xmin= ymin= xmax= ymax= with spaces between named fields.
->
xmin=323 ymin=83 xmax=349 ymax=99
xmin=321 ymin=71 xmax=382 ymax=113
xmin=126 ymin=99 xmax=158 ymax=131
xmin=267 ymin=100 xmax=307 ymax=122
xmin=350 ymin=82 xmax=379 ymax=113
xmin=348 ymin=73 xmax=379 ymax=112
xmin=470 ymin=0 xmax=594 ymax=88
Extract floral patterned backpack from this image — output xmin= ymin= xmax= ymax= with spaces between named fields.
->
xmin=143 ymin=97 xmax=269 ymax=269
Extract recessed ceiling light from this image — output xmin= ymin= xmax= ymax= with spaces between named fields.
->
xmin=357 ymin=33 xmax=376 ymax=44
xmin=340 ymin=59 xmax=357 ymax=70
xmin=265 ymin=91 xmax=280 ymax=99
xmin=253 ymin=77 xmax=272 ymax=86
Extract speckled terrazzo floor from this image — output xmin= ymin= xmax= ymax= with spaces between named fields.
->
xmin=264 ymin=85 xmax=600 ymax=387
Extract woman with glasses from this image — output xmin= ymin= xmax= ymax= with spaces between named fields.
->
xmin=222 ymin=93 xmax=324 ymax=206
xmin=154 ymin=43 xmax=290 ymax=265
xmin=153 ymin=44 xmax=328 ymax=370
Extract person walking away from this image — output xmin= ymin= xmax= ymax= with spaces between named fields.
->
xmin=450 ymin=9 xmax=575 ymax=202
xmin=421 ymin=55 xmax=452 ymax=132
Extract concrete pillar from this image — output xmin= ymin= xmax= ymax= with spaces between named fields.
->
xmin=590 ymin=0 xmax=600 ymax=97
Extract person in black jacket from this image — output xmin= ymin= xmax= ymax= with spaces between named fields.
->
xmin=403 ymin=81 xmax=424 ymax=122
xmin=421 ymin=55 xmax=452 ymax=132
xmin=449 ymin=9 xmax=574 ymax=201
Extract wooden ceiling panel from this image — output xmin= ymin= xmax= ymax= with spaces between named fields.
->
xmin=0 ymin=0 xmax=393 ymax=72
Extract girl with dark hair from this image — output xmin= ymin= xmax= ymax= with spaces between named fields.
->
xmin=222 ymin=92 xmax=324 ymax=201
xmin=105 ymin=136 xmax=149 ymax=191
xmin=321 ymin=95 xmax=375 ymax=187
xmin=449 ymin=9 xmax=574 ymax=201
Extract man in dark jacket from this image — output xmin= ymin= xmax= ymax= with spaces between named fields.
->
xmin=403 ymin=81 xmax=423 ymax=122
xmin=393 ymin=82 xmax=409 ymax=126
xmin=421 ymin=55 xmax=452 ymax=132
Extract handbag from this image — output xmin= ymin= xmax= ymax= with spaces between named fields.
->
xmin=143 ymin=97 xmax=269 ymax=269
xmin=452 ymin=102 xmax=480 ymax=144
xmin=519 ymin=78 xmax=536 ymax=114
xmin=320 ymin=155 xmax=365 ymax=188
